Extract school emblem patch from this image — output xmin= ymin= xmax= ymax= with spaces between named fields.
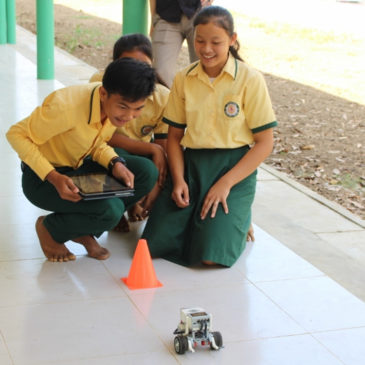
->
xmin=224 ymin=102 xmax=240 ymax=117
xmin=141 ymin=125 xmax=154 ymax=136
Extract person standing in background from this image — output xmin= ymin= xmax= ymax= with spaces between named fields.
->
xmin=149 ymin=0 xmax=213 ymax=88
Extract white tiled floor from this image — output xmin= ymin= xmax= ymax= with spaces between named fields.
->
xmin=1 ymin=44 xmax=365 ymax=365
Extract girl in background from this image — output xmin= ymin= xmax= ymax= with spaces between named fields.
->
xmin=90 ymin=34 xmax=170 ymax=231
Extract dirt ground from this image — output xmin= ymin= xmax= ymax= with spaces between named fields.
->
xmin=15 ymin=0 xmax=365 ymax=220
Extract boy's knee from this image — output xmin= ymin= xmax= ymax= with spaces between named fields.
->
xmin=99 ymin=200 xmax=124 ymax=229
xmin=135 ymin=158 xmax=159 ymax=191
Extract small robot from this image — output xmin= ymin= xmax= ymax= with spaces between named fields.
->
xmin=173 ymin=307 xmax=223 ymax=354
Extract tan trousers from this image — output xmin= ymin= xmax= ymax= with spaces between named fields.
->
xmin=151 ymin=14 xmax=198 ymax=88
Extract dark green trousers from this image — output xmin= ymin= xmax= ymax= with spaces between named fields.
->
xmin=142 ymin=146 xmax=256 ymax=267
xmin=22 ymin=149 xmax=158 ymax=243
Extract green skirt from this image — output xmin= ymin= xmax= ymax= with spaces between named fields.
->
xmin=142 ymin=146 xmax=257 ymax=267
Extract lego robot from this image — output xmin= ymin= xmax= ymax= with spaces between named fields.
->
xmin=173 ymin=307 xmax=223 ymax=354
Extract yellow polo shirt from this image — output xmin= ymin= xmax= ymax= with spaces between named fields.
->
xmin=89 ymin=70 xmax=104 ymax=83
xmin=6 ymin=82 xmax=118 ymax=181
xmin=90 ymin=71 xmax=169 ymax=142
xmin=117 ymin=83 xmax=169 ymax=142
xmin=163 ymin=54 xmax=277 ymax=149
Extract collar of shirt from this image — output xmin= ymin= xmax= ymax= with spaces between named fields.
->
xmin=187 ymin=54 xmax=238 ymax=82
xmin=88 ymin=83 xmax=116 ymax=131
xmin=88 ymin=83 xmax=103 ymax=125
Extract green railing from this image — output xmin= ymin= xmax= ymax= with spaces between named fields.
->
xmin=123 ymin=0 xmax=148 ymax=35
xmin=0 ymin=0 xmax=16 ymax=44
xmin=0 ymin=0 xmax=148 ymax=79
xmin=36 ymin=0 xmax=55 ymax=79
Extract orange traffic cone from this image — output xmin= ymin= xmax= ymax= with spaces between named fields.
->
xmin=122 ymin=239 xmax=163 ymax=290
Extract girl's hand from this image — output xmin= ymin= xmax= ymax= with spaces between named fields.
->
xmin=112 ymin=162 xmax=135 ymax=189
xmin=46 ymin=170 xmax=81 ymax=202
xmin=140 ymin=184 xmax=161 ymax=217
xmin=200 ymin=179 xmax=230 ymax=220
xmin=171 ymin=180 xmax=190 ymax=208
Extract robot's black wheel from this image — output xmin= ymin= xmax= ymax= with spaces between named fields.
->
xmin=174 ymin=335 xmax=189 ymax=354
xmin=210 ymin=331 xmax=223 ymax=349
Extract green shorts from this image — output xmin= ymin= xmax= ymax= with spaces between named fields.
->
xmin=22 ymin=152 xmax=158 ymax=243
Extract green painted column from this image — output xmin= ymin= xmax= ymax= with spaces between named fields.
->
xmin=0 ymin=0 xmax=6 ymax=44
xmin=6 ymin=0 xmax=16 ymax=43
xmin=36 ymin=0 xmax=54 ymax=79
xmin=122 ymin=0 xmax=148 ymax=35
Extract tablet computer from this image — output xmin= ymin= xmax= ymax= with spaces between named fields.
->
xmin=71 ymin=172 xmax=134 ymax=200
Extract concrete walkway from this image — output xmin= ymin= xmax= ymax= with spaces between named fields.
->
xmin=0 ymin=26 xmax=364 ymax=365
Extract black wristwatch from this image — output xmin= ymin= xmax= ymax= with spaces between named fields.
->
xmin=108 ymin=156 xmax=126 ymax=174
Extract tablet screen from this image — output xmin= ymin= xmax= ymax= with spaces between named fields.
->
xmin=71 ymin=173 xmax=133 ymax=196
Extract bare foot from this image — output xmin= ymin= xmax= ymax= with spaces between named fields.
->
xmin=246 ymin=224 xmax=255 ymax=242
xmin=72 ymin=235 xmax=110 ymax=260
xmin=202 ymin=260 xmax=217 ymax=266
xmin=113 ymin=213 xmax=130 ymax=233
xmin=35 ymin=216 xmax=76 ymax=262
xmin=128 ymin=203 xmax=146 ymax=222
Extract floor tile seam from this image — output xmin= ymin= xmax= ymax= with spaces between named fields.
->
xmin=244 ymin=273 xmax=326 ymax=285
xmin=0 ymin=295 xmax=131 ymax=310
xmin=121 ymin=278 xmax=251 ymax=298
xmin=249 ymin=281 xmax=313 ymax=333
xmin=113 ymin=291 xmax=179 ymax=361
xmin=219 ymin=332 xmax=327 ymax=347
xmin=310 ymin=325 xmax=365 ymax=335
xmin=252 ymin=274 xmax=365 ymax=307
xmin=260 ymin=163 xmax=365 ymax=228
xmin=307 ymin=332 xmax=347 ymax=365
xmin=43 ymin=350 xmax=179 ymax=364
xmin=21 ymin=351 xmax=178 ymax=365
xmin=0 ymin=256 xmax=65 ymax=264
xmin=315 ymin=228 xmax=365 ymax=234
xmin=101 ymin=261 xmax=131 ymax=295
xmin=252 ymin=288 xmax=365 ymax=333
xmin=3 ymin=319 xmax=176 ymax=364
xmin=312 ymin=233 xmax=365 ymax=264
xmin=118 ymin=279 xmax=251 ymax=301
xmin=144 ymin=333 xmax=180 ymax=363
xmin=0 ymin=329 xmax=14 ymax=364
xmin=0 ymin=258 xmax=45 ymax=263
xmin=222 ymin=332 xmax=333 ymax=345
xmin=0 ymin=253 xmax=118 ymax=263
xmin=117 ymin=280 xmax=300 ymax=355
xmin=144 ymin=329 xmax=179 ymax=361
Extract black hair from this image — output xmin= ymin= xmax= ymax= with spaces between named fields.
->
xmin=102 ymin=58 xmax=156 ymax=102
xmin=193 ymin=6 xmax=244 ymax=62
xmin=113 ymin=33 xmax=153 ymax=62
xmin=112 ymin=33 xmax=169 ymax=89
